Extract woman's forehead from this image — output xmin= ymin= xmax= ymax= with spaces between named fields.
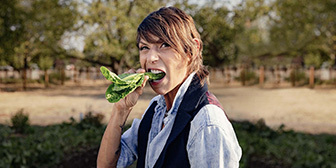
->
xmin=139 ymin=33 xmax=164 ymax=44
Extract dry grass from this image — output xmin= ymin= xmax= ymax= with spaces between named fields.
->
xmin=1 ymin=80 xmax=336 ymax=134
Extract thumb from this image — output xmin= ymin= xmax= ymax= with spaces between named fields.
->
xmin=142 ymin=75 xmax=149 ymax=87
xmin=135 ymin=75 xmax=149 ymax=96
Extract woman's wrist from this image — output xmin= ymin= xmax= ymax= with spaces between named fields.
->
xmin=110 ymin=104 xmax=132 ymax=127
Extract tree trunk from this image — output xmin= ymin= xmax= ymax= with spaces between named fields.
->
xmin=78 ymin=67 xmax=84 ymax=85
xmin=44 ymin=69 xmax=49 ymax=88
xmin=309 ymin=66 xmax=314 ymax=88
xmin=22 ymin=56 xmax=28 ymax=91
xmin=259 ymin=66 xmax=264 ymax=87
xmin=226 ymin=67 xmax=231 ymax=84
xmin=0 ymin=70 xmax=3 ymax=83
xmin=118 ymin=57 xmax=125 ymax=74
xmin=73 ymin=66 xmax=78 ymax=83
xmin=60 ymin=67 xmax=65 ymax=85
xmin=5 ymin=69 xmax=8 ymax=79
xmin=96 ymin=67 xmax=100 ymax=81
xmin=275 ymin=66 xmax=280 ymax=84
xmin=240 ymin=66 xmax=246 ymax=86
xmin=290 ymin=67 xmax=296 ymax=87
xmin=86 ymin=67 xmax=90 ymax=80
xmin=110 ymin=57 xmax=120 ymax=74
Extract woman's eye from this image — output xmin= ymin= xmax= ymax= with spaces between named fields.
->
xmin=161 ymin=43 xmax=170 ymax=48
xmin=139 ymin=46 xmax=149 ymax=51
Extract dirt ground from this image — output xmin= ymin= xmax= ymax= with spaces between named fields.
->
xmin=1 ymin=80 xmax=336 ymax=134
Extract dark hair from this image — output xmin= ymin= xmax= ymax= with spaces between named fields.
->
xmin=136 ymin=6 xmax=209 ymax=84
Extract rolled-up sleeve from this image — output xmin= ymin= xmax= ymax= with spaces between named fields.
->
xmin=117 ymin=118 xmax=140 ymax=168
xmin=187 ymin=105 xmax=242 ymax=168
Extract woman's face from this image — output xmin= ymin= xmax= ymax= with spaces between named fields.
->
xmin=139 ymin=36 xmax=190 ymax=95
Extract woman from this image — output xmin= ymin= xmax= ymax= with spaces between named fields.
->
xmin=97 ymin=6 xmax=242 ymax=168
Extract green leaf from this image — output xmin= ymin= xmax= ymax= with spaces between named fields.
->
xmin=144 ymin=72 xmax=165 ymax=81
xmin=100 ymin=66 xmax=126 ymax=84
xmin=100 ymin=66 xmax=164 ymax=103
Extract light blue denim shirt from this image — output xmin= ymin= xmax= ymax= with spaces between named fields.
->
xmin=117 ymin=72 xmax=242 ymax=168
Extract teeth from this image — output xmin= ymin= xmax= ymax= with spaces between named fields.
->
xmin=150 ymin=69 xmax=163 ymax=74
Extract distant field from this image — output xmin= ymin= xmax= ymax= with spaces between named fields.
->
xmin=1 ymin=80 xmax=336 ymax=134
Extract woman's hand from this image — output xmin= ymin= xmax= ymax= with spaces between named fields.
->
xmin=113 ymin=68 xmax=149 ymax=120
xmin=98 ymin=68 xmax=148 ymax=168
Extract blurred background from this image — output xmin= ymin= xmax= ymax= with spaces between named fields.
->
xmin=1 ymin=0 xmax=336 ymax=167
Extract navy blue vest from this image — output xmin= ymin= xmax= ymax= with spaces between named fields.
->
xmin=137 ymin=75 xmax=225 ymax=168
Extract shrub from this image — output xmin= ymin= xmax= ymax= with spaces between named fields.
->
xmin=1 ymin=78 xmax=38 ymax=84
xmin=0 ymin=118 xmax=106 ymax=167
xmin=40 ymin=72 xmax=70 ymax=85
xmin=236 ymin=69 xmax=258 ymax=86
xmin=232 ymin=120 xmax=336 ymax=168
xmin=288 ymin=69 xmax=308 ymax=86
xmin=10 ymin=109 xmax=31 ymax=134
xmin=1 ymin=118 xmax=336 ymax=167
xmin=77 ymin=112 xmax=105 ymax=130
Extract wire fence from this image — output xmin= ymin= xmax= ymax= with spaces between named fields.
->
xmin=209 ymin=65 xmax=336 ymax=88
xmin=1 ymin=65 xmax=336 ymax=88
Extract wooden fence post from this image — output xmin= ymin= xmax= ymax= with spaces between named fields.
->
xmin=74 ymin=66 xmax=78 ymax=83
xmin=240 ymin=66 xmax=246 ymax=86
xmin=309 ymin=66 xmax=315 ymax=88
xmin=60 ymin=67 xmax=65 ymax=85
xmin=259 ymin=66 xmax=264 ymax=87
xmin=44 ymin=69 xmax=49 ymax=88
xmin=290 ymin=66 xmax=296 ymax=87
xmin=329 ymin=67 xmax=333 ymax=82
xmin=226 ymin=67 xmax=231 ymax=84
xmin=96 ymin=67 xmax=100 ymax=81
xmin=275 ymin=66 xmax=280 ymax=85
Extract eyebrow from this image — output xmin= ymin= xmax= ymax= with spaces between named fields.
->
xmin=139 ymin=41 xmax=149 ymax=46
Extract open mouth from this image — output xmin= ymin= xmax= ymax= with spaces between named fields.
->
xmin=147 ymin=69 xmax=166 ymax=82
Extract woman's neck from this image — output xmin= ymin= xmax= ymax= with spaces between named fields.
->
xmin=164 ymin=73 xmax=191 ymax=111
xmin=164 ymin=82 xmax=183 ymax=111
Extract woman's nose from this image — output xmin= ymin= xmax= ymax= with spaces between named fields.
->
xmin=147 ymin=49 xmax=159 ymax=64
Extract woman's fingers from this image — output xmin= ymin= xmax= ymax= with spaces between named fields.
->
xmin=134 ymin=75 xmax=148 ymax=96
xmin=126 ymin=69 xmax=136 ymax=74
xmin=136 ymin=68 xmax=146 ymax=73
xmin=118 ymin=68 xmax=148 ymax=108
xmin=135 ymin=68 xmax=147 ymax=87
xmin=142 ymin=75 xmax=149 ymax=87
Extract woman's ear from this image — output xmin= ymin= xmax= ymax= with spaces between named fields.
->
xmin=193 ymin=38 xmax=200 ymax=50
xmin=186 ymin=38 xmax=200 ymax=65
xmin=193 ymin=38 xmax=201 ymax=58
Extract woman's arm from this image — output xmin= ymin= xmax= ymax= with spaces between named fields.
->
xmin=187 ymin=105 xmax=242 ymax=168
xmin=97 ymin=69 xmax=148 ymax=168
xmin=97 ymin=105 xmax=132 ymax=168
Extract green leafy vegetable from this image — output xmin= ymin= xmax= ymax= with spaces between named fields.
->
xmin=100 ymin=66 xmax=165 ymax=103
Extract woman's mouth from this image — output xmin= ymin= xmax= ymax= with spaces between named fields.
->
xmin=148 ymin=69 xmax=166 ymax=85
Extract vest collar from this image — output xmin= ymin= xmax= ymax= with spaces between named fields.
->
xmin=168 ymin=73 xmax=208 ymax=138
xmin=154 ymin=73 xmax=208 ymax=167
